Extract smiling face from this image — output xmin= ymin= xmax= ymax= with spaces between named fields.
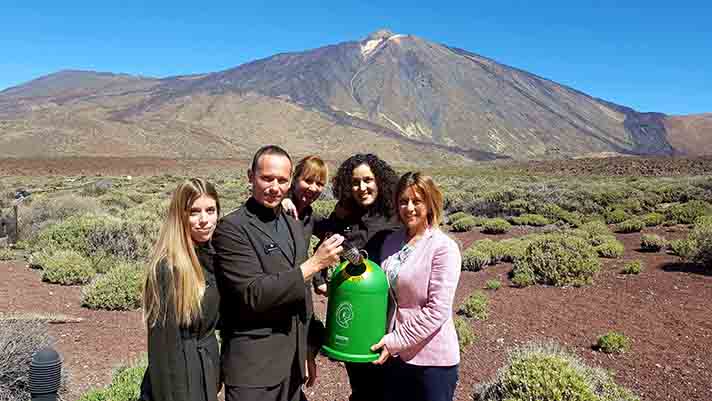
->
xmin=398 ymin=185 xmax=429 ymax=236
xmin=294 ymin=173 xmax=325 ymax=211
xmin=351 ymin=163 xmax=379 ymax=208
xmin=249 ymin=153 xmax=292 ymax=209
xmin=188 ymin=194 xmax=218 ymax=243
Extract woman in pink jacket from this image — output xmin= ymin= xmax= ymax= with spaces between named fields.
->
xmin=371 ymin=172 xmax=462 ymax=401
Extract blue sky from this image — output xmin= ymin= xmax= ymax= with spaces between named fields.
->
xmin=1 ymin=1 xmax=710 ymax=115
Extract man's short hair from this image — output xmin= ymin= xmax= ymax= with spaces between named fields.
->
xmin=250 ymin=145 xmax=293 ymax=174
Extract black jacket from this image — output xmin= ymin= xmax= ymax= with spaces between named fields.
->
xmin=213 ymin=197 xmax=323 ymax=387
xmin=140 ymin=242 xmax=220 ymax=401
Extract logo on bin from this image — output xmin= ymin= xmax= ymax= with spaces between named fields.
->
xmin=335 ymin=302 xmax=354 ymax=329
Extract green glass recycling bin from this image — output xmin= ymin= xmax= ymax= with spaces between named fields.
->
xmin=321 ymin=258 xmax=389 ymax=363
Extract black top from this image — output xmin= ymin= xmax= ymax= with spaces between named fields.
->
xmin=313 ymin=209 xmax=401 ymax=287
xmin=140 ymin=242 xmax=220 ymax=401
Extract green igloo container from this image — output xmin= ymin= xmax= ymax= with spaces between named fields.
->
xmin=321 ymin=258 xmax=389 ymax=362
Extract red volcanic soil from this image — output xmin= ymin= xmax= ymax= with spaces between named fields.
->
xmin=2 ymin=226 xmax=711 ymax=401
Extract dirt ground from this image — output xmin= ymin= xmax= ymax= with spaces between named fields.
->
xmin=2 ymin=226 xmax=711 ymax=401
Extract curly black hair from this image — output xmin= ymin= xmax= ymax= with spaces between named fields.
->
xmin=332 ymin=153 xmax=399 ymax=218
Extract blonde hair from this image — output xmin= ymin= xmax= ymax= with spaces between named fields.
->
xmin=293 ymin=155 xmax=328 ymax=184
xmin=143 ymin=178 xmax=220 ymax=328
xmin=395 ymin=172 xmax=444 ymax=227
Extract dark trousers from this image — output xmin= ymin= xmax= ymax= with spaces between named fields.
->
xmin=225 ymin=354 xmax=305 ymax=401
xmin=384 ymin=358 xmax=458 ymax=401
xmin=345 ymin=362 xmax=385 ymax=401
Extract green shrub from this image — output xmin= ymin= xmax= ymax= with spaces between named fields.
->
xmin=311 ymin=199 xmax=337 ymax=220
xmin=454 ymin=316 xmax=476 ymax=350
xmin=510 ymin=213 xmax=550 ymax=226
xmin=596 ymin=331 xmax=630 ymax=354
xmin=605 ymin=209 xmax=629 ymax=224
xmin=462 ymin=248 xmax=491 ymax=271
xmin=475 ymin=342 xmax=639 ymax=401
xmin=578 ymin=220 xmax=613 ymax=243
xmin=687 ymin=218 xmax=712 ymax=266
xmin=512 ymin=234 xmax=600 ymax=287
xmin=459 ymin=291 xmax=489 ymax=320
xmin=621 ymin=260 xmax=643 ymax=275
xmin=481 ymin=218 xmax=511 ymax=234
xmin=20 ymin=194 xmax=103 ymax=239
xmin=642 ymin=212 xmax=665 ymax=227
xmin=470 ymin=239 xmax=506 ymax=265
xmin=81 ymin=262 xmax=143 ymax=310
xmin=498 ymin=238 xmax=530 ymax=262
xmin=448 ymin=211 xmax=471 ymax=224
xmin=615 ymin=219 xmax=645 ymax=233
xmin=668 ymin=239 xmax=695 ymax=258
xmin=485 ymin=279 xmax=502 ymax=290
xmin=665 ymin=200 xmax=712 ymax=225
xmin=77 ymin=358 xmax=147 ymax=401
xmin=41 ymin=250 xmax=96 ymax=285
xmin=595 ymin=238 xmax=625 ymax=258
xmin=640 ymin=234 xmax=667 ymax=252
xmin=29 ymin=214 xmax=105 ymax=255
xmin=0 ymin=248 xmax=13 ymax=261
xmin=452 ymin=216 xmax=480 ymax=232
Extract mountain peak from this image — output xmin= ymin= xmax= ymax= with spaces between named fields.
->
xmin=366 ymin=29 xmax=396 ymax=41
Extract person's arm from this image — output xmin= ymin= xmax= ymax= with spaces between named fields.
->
xmin=382 ymin=239 xmax=461 ymax=354
xmin=145 ymin=266 xmax=189 ymax=401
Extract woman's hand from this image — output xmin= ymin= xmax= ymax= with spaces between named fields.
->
xmin=371 ymin=337 xmax=391 ymax=365
xmin=315 ymin=283 xmax=328 ymax=296
xmin=282 ymin=198 xmax=299 ymax=219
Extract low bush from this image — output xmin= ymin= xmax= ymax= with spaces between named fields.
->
xmin=459 ymin=291 xmax=489 ymax=320
xmin=29 ymin=214 xmax=105 ymax=255
xmin=77 ymin=358 xmax=147 ymax=401
xmin=615 ymin=219 xmax=645 ymax=233
xmin=665 ymin=200 xmax=712 ymax=225
xmin=668 ymin=239 xmax=695 ymax=258
xmin=605 ymin=209 xmax=630 ymax=224
xmin=81 ymin=262 xmax=143 ymax=310
xmin=686 ymin=218 xmax=712 ymax=266
xmin=469 ymin=239 xmax=506 ymax=265
xmin=640 ymin=234 xmax=667 ymax=252
xmin=485 ymin=279 xmax=502 ymax=290
xmin=642 ymin=212 xmax=665 ymax=227
xmin=41 ymin=250 xmax=96 ymax=285
xmin=475 ymin=342 xmax=639 ymax=401
xmin=461 ymin=248 xmax=491 ymax=271
xmin=454 ymin=316 xmax=476 ymax=350
xmin=19 ymin=194 xmax=103 ymax=239
xmin=452 ymin=216 xmax=480 ymax=232
xmin=0 ymin=319 xmax=66 ymax=401
xmin=481 ymin=218 xmax=511 ymax=234
xmin=0 ymin=248 xmax=13 ymax=261
xmin=621 ymin=260 xmax=643 ymax=275
xmin=595 ymin=238 xmax=625 ymax=258
xmin=311 ymin=199 xmax=337 ymax=220
xmin=596 ymin=331 xmax=630 ymax=354
xmin=510 ymin=213 xmax=550 ymax=226
xmin=498 ymin=238 xmax=530 ymax=262
xmin=512 ymin=234 xmax=600 ymax=287
xmin=447 ymin=211 xmax=471 ymax=224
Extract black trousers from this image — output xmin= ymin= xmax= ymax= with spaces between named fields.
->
xmin=225 ymin=354 xmax=305 ymax=401
xmin=345 ymin=362 xmax=385 ymax=401
xmin=383 ymin=358 xmax=458 ymax=401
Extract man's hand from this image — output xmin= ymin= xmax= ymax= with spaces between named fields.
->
xmin=300 ymin=234 xmax=343 ymax=281
xmin=371 ymin=337 xmax=391 ymax=365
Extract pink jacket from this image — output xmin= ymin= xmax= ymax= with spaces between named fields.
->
xmin=381 ymin=227 xmax=461 ymax=366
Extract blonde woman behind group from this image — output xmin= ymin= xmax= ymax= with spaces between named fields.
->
xmin=371 ymin=172 xmax=462 ymax=401
xmin=140 ymin=178 xmax=221 ymax=401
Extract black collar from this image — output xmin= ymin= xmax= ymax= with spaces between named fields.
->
xmin=246 ymin=197 xmax=281 ymax=222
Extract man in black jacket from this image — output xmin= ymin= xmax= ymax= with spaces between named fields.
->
xmin=213 ymin=145 xmax=343 ymax=401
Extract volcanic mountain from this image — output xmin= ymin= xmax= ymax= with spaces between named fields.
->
xmin=0 ymin=29 xmax=709 ymax=163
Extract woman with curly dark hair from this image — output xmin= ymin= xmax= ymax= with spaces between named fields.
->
xmin=317 ymin=153 xmax=401 ymax=401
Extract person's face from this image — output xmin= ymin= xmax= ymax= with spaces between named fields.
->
xmin=351 ymin=164 xmax=378 ymax=208
xmin=398 ymin=186 xmax=429 ymax=235
xmin=188 ymin=195 xmax=218 ymax=243
xmin=294 ymin=173 xmax=325 ymax=209
xmin=249 ymin=154 xmax=292 ymax=209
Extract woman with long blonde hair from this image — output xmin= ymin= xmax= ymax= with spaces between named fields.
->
xmin=140 ymin=178 xmax=221 ymax=401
